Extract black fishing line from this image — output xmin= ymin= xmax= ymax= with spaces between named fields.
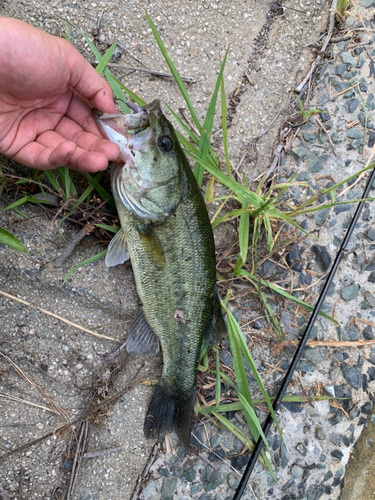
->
xmin=233 ymin=164 xmax=375 ymax=500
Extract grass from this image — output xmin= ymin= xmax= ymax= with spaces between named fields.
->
xmin=0 ymin=10 xmax=373 ymax=475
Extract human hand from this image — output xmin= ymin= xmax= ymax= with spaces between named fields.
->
xmin=0 ymin=17 xmax=120 ymax=172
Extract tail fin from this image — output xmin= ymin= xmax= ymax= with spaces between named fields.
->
xmin=144 ymin=383 xmax=196 ymax=449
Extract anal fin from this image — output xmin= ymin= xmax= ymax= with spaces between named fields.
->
xmin=127 ymin=307 xmax=160 ymax=356
xmin=105 ymin=229 xmax=129 ymax=268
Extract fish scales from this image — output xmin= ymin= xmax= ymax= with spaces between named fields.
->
xmin=94 ymin=100 xmax=224 ymax=447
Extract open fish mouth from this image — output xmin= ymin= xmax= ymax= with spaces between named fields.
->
xmin=93 ymin=101 xmax=168 ymax=222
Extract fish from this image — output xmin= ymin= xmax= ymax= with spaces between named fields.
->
xmin=94 ymin=100 xmax=225 ymax=448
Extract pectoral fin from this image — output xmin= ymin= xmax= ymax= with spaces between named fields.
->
xmin=105 ymin=229 xmax=130 ymax=268
xmin=127 ymin=307 xmax=160 ymax=356
xmin=203 ymin=286 xmax=227 ymax=346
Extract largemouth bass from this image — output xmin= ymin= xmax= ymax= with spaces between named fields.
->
xmin=94 ymin=100 xmax=225 ymax=447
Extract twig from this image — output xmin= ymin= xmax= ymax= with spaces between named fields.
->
xmin=105 ymin=62 xmax=194 ymax=83
xmin=0 ymin=392 xmax=59 ymax=414
xmin=83 ymin=446 xmax=122 ymax=459
xmin=0 ymin=290 xmax=119 ymax=343
xmin=66 ymin=421 xmax=90 ymax=500
xmin=295 ymin=0 xmax=337 ymax=93
xmin=314 ymin=116 xmax=337 ymax=156
xmin=130 ymin=443 xmax=161 ymax=500
xmin=281 ymin=339 xmax=375 ymax=347
xmin=0 ymin=362 xmax=144 ymax=462
xmin=54 ymin=226 xmax=88 ymax=267
xmin=92 ymin=9 xmax=104 ymax=39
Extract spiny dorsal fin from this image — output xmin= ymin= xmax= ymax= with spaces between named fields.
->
xmin=105 ymin=229 xmax=130 ymax=268
xmin=127 ymin=307 xmax=160 ymax=356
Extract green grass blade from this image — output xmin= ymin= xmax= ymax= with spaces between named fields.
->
xmin=221 ymin=75 xmax=231 ymax=176
xmin=213 ymin=412 xmax=254 ymax=451
xmin=44 ymin=170 xmax=61 ymax=192
xmin=95 ymin=224 xmax=119 ymax=233
xmin=96 ymin=42 xmax=117 ymax=75
xmin=240 ymin=269 xmax=338 ymax=325
xmin=0 ymin=227 xmax=27 ymax=252
xmin=144 ymin=10 xmax=202 ymax=133
xmin=4 ymin=195 xmax=31 ymax=211
xmin=109 ymin=77 xmax=146 ymax=107
xmin=212 ymin=346 xmax=221 ymax=407
xmin=62 ymin=250 xmax=107 ymax=285
xmin=237 ymin=392 xmax=272 ymax=455
xmin=85 ymin=173 xmax=115 ymax=208
xmin=264 ymin=214 xmax=273 ymax=251
xmin=194 ymin=50 xmax=228 ymax=186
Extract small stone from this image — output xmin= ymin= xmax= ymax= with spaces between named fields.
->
xmin=140 ymin=481 xmax=157 ymax=500
xmin=365 ymin=260 xmax=375 ymax=271
xmin=303 ymin=132 xmax=316 ymax=143
xmin=311 ymin=245 xmax=332 ymax=271
xmin=335 ymin=81 xmax=350 ymax=92
xmin=365 ymin=292 xmax=375 ymax=307
xmin=332 ymin=63 xmax=348 ymax=76
xmin=291 ymin=146 xmax=308 ymax=160
xmin=307 ymin=154 xmax=323 ymax=173
xmin=253 ymin=320 xmax=263 ymax=329
xmin=368 ymin=271 xmax=375 ymax=283
xmin=286 ymin=245 xmax=303 ymax=272
xmin=303 ymin=347 xmax=325 ymax=364
xmin=315 ymin=208 xmax=331 ymax=227
xmin=363 ymin=325 xmax=374 ymax=339
xmin=343 ymin=367 xmax=362 ymax=389
xmin=341 ymin=284 xmax=359 ymax=301
xmin=299 ymin=360 xmax=316 ymax=372
xmin=365 ymin=227 xmax=375 ymax=241
xmin=280 ymin=443 xmax=289 ymax=468
xmin=331 ymin=449 xmax=344 ymax=460
xmin=296 ymin=171 xmax=310 ymax=181
xmin=208 ymin=448 xmax=225 ymax=463
xmin=181 ymin=466 xmax=196 ymax=482
xmin=347 ymin=128 xmax=364 ymax=139
xmin=340 ymin=52 xmax=356 ymax=65
xmin=315 ymin=426 xmax=327 ymax=440
xmin=350 ymin=138 xmax=362 ymax=149
xmin=220 ymin=350 xmax=233 ymax=367
xmin=366 ymin=94 xmax=375 ymax=111
xmin=203 ymin=470 xmax=222 ymax=492
xmin=64 ymin=460 xmax=73 ymax=472
xmin=161 ymin=477 xmax=177 ymax=499
xmin=323 ymin=384 xmax=335 ymax=397
xmin=342 ymin=322 xmax=360 ymax=341
xmin=290 ymin=465 xmax=303 ymax=480
xmin=317 ymin=93 xmax=331 ymax=105
xmin=296 ymin=442 xmax=308 ymax=456
xmin=330 ymin=367 xmax=341 ymax=380
xmin=362 ymin=0 xmax=373 ymax=7
xmin=345 ymin=98 xmax=360 ymax=113
xmin=230 ymin=455 xmax=248 ymax=471
xmin=334 ymin=204 xmax=351 ymax=214
xmin=227 ymin=473 xmax=240 ymax=491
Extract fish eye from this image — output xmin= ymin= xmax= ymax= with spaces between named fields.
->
xmin=158 ymin=136 xmax=173 ymax=153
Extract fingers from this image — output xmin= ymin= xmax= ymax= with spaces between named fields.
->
xmin=12 ymin=131 xmax=114 ymax=172
xmin=62 ymin=39 xmax=118 ymax=114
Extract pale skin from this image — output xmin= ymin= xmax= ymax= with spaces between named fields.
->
xmin=0 ymin=17 xmax=120 ymax=172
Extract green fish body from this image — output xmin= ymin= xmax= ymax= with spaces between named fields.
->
xmin=94 ymin=101 xmax=225 ymax=447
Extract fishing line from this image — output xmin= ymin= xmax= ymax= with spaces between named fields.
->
xmin=234 ymin=164 xmax=375 ymax=499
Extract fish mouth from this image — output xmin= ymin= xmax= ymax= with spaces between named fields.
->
xmin=94 ymin=101 xmax=165 ymax=221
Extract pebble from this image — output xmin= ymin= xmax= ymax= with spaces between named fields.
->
xmin=343 ymin=322 xmax=360 ymax=341
xmin=230 ymin=455 xmax=248 ymax=471
xmin=315 ymin=426 xmax=327 ymax=440
xmin=340 ymin=52 xmax=356 ymax=65
xmin=220 ymin=350 xmax=233 ymax=368
xmin=311 ymin=245 xmax=332 ymax=271
xmin=366 ymin=260 xmax=375 ymax=271
xmin=296 ymin=443 xmax=308 ymax=456
xmin=307 ymin=154 xmax=323 ymax=173
xmin=315 ymin=208 xmax=331 ymax=226
xmin=281 ymin=443 xmax=290 ymax=468
xmin=253 ymin=319 xmax=263 ymax=329
xmin=368 ymin=271 xmax=375 ymax=283
xmin=332 ymin=63 xmax=348 ymax=76
xmin=299 ymin=361 xmax=316 ymax=372
xmin=345 ymin=98 xmax=360 ymax=112
xmin=161 ymin=477 xmax=177 ymax=500
xmin=365 ymin=227 xmax=375 ymax=241
xmin=341 ymin=284 xmax=359 ymax=301
xmin=343 ymin=367 xmax=362 ymax=389
xmin=227 ymin=473 xmax=240 ymax=491
xmin=286 ymin=245 xmax=303 ymax=272
xmin=363 ymin=325 xmax=374 ymax=339
xmin=290 ymin=465 xmax=304 ymax=479
xmin=303 ymin=132 xmax=316 ymax=143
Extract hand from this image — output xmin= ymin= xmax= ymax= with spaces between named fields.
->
xmin=0 ymin=17 xmax=120 ymax=172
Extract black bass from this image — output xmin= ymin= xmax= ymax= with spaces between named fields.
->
xmin=94 ymin=101 xmax=225 ymax=447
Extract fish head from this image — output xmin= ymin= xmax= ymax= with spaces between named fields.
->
xmin=94 ymin=100 xmax=182 ymax=223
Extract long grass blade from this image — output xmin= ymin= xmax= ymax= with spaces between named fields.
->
xmin=144 ymin=10 xmax=202 ymax=133
xmin=62 ymin=250 xmax=107 ymax=285
xmin=96 ymin=42 xmax=117 ymax=75
xmin=0 ymin=227 xmax=27 ymax=253
xmin=194 ymin=50 xmax=229 ymax=186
